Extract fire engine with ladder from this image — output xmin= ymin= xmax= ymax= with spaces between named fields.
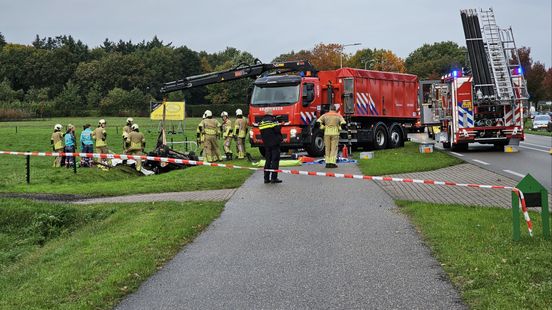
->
xmin=161 ymin=60 xmax=419 ymax=157
xmin=420 ymin=8 xmax=528 ymax=151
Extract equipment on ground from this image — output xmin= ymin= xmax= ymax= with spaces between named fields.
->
xmin=161 ymin=60 xmax=418 ymax=157
xmin=421 ymin=8 xmax=527 ymax=151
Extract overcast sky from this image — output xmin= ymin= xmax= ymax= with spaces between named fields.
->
xmin=1 ymin=0 xmax=551 ymax=67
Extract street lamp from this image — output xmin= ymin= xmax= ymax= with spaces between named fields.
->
xmin=340 ymin=42 xmax=361 ymax=68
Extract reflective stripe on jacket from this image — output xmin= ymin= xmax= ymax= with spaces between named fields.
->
xmin=317 ymin=112 xmax=346 ymax=136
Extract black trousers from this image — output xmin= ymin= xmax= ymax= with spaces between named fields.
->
xmin=264 ymin=145 xmax=281 ymax=181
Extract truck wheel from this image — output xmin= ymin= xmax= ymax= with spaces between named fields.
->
xmin=258 ymin=147 xmax=266 ymax=158
xmin=373 ymin=123 xmax=388 ymax=150
xmin=305 ymin=129 xmax=325 ymax=157
xmin=452 ymin=143 xmax=468 ymax=151
xmin=388 ymin=123 xmax=404 ymax=148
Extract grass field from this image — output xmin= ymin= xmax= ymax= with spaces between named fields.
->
xmin=0 ymin=117 xmax=258 ymax=196
xmin=355 ymin=142 xmax=463 ymax=176
xmin=398 ymin=201 xmax=552 ymax=309
xmin=0 ymin=198 xmax=225 ymax=309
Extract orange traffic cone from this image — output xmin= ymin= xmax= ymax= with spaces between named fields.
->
xmin=342 ymin=145 xmax=348 ymax=158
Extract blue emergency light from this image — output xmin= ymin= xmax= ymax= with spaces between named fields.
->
xmin=518 ymin=67 xmax=523 ymax=75
xmin=452 ymin=70 xmax=458 ymax=77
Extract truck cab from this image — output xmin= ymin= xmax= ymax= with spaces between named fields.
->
xmin=248 ymin=75 xmax=325 ymax=156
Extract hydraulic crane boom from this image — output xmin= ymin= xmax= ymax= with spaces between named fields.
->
xmin=160 ymin=59 xmax=316 ymax=94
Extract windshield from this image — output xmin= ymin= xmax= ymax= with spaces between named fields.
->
xmin=534 ymin=115 xmax=550 ymax=121
xmin=251 ymin=85 xmax=300 ymax=105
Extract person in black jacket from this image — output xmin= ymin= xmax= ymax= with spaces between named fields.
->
xmin=259 ymin=109 xmax=283 ymax=184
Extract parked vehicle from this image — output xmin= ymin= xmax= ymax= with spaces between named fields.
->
xmin=532 ymin=114 xmax=551 ymax=131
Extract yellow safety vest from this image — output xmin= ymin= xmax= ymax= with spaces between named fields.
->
xmin=93 ymin=127 xmax=107 ymax=147
xmin=127 ymin=131 xmax=145 ymax=151
xmin=222 ymin=120 xmax=233 ymax=138
xmin=51 ymin=132 xmax=64 ymax=150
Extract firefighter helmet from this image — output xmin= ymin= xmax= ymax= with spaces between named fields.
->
xmin=54 ymin=124 xmax=62 ymax=131
xmin=221 ymin=111 xmax=228 ymax=117
xmin=236 ymin=109 xmax=243 ymax=116
xmin=126 ymin=117 xmax=134 ymax=124
xmin=204 ymin=110 xmax=212 ymax=118
xmin=131 ymin=124 xmax=139 ymax=130
xmin=99 ymin=119 xmax=106 ymax=125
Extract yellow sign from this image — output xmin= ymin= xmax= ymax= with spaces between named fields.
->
xmin=150 ymin=101 xmax=185 ymax=121
xmin=462 ymin=100 xmax=472 ymax=110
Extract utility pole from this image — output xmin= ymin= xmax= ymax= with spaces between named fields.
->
xmin=340 ymin=43 xmax=361 ymax=68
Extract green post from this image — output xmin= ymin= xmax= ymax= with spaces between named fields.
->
xmin=512 ymin=190 xmax=521 ymax=241
xmin=513 ymin=174 xmax=550 ymax=240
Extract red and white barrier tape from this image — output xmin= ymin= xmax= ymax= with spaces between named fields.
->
xmin=0 ymin=150 xmax=533 ymax=236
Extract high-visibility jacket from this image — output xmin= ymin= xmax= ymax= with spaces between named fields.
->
xmin=92 ymin=127 xmax=107 ymax=147
xmin=127 ymin=131 xmax=145 ymax=151
xmin=64 ymin=132 xmax=75 ymax=147
xmin=199 ymin=118 xmax=220 ymax=136
xmin=259 ymin=115 xmax=282 ymax=148
xmin=234 ymin=117 xmax=247 ymax=138
xmin=222 ymin=119 xmax=233 ymax=138
xmin=80 ymin=128 xmax=93 ymax=145
xmin=317 ymin=111 xmax=346 ymax=136
xmin=51 ymin=131 xmax=64 ymax=150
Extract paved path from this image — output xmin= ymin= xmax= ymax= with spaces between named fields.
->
xmin=379 ymin=163 xmax=552 ymax=210
xmin=117 ymin=164 xmax=464 ymax=309
xmin=72 ymin=189 xmax=236 ymax=204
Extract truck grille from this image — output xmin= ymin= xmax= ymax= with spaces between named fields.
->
xmin=254 ymin=114 xmax=289 ymax=123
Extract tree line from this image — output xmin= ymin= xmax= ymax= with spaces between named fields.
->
xmin=0 ymin=32 xmax=550 ymax=119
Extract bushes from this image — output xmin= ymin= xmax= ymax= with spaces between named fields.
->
xmin=100 ymin=87 xmax=148 ymax=116
xmin=186 ymin=103 xmax=249 ymax=117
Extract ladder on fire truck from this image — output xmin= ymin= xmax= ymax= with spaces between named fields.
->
xmin=479 ymin=8 xmax=528 ymax=102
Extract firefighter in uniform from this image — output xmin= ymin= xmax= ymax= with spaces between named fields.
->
xmin=220 ymin=111 xmax=233 ymax=160
xmin=233 ymin=109 xmax=247 ymax=159
xmin=196 ymin=112 xmax=207 ymax=156
xmin=50 ymin=124 xmax=64 ymax=167
xmin=198 ymin=110 xmax=221 ymax=162
xmin=122 ymin=117 xmax=133 ymax=149
xmin=92 ymin=119 xmax=109 ymax=165
xmin=259 ymin=110 xmax=283 ymax=183
xmin=125 ymin=124 xmax=145 ymax=171
xmin=317 ymin=104 xmax=346 ymax=168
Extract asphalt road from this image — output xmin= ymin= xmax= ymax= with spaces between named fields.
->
xmin=117 ymin=164 xmax=464 ymax=309
xmin=412 ymin=133 xmax=552 ymax=190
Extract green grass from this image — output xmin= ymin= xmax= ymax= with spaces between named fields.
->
xmin=0 ymin=198 xmax=225 ymax=309
xmin=355 ymin=142 xmax=463 ymax=176
xmin=0 ymin=117 xmax=258 ymax=196
xmin=524 ymin=119 xmax=552 ymax=137
xmin=398 ymin=201 xmax=552 ymax=309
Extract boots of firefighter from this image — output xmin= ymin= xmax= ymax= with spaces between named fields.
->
xmin=226 ymin=152 xmax=233 ymax=160
xmin=238 ymin=151 xmax=244 ymax=159
xmin=270 ymin=172 xmax=282 ymax=183
xmin=264 ymin=171 xmax=271 ymax=183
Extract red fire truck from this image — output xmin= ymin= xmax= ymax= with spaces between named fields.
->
xmin=421 ymin=9 xmax=527 ymax=151
xmin=161 ymin=60 xmax=419 ymax=156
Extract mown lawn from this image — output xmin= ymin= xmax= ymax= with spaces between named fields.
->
xmin=398 ymin=201 xmax=552 ymax=309
xmin=524 ymin=118 xmax=552 ymax=137
xmin=0 ymin=198 xmax=225 ymax=309
xmin=355 ymin=142 xmax=463 ymax=176
xmin=0 ymin=117 xmax=258 ymax=196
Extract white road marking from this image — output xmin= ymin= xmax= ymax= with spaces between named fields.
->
xmin=450 ymin=151 xmax=464 ymax=157
xmin=519 ymin=145 xmax=551 ymax=154
xmin=472 ymin=159 xmax=490 ymax=165
xmin=503 ymin=169 xmax=526 ymax=178
xmin=520 ymin=142 xmax=550 ymax=149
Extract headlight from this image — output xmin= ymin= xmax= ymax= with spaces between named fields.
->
xmin=290 ymin=128 xmax=297 ymax=138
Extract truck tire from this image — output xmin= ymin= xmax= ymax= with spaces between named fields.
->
xmin=388 ymin=123 xmax=404 ymax=148
xmin=305 ymin=129 xmax=325 ymax=157
xmin=451 ymin=143 xmax=468 ymax=151
xmin=373 ymin=123 xmax=388 ymax=150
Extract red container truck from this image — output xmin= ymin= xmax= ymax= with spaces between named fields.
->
xmin=161 ymin=61 xmax=420 ymax=156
